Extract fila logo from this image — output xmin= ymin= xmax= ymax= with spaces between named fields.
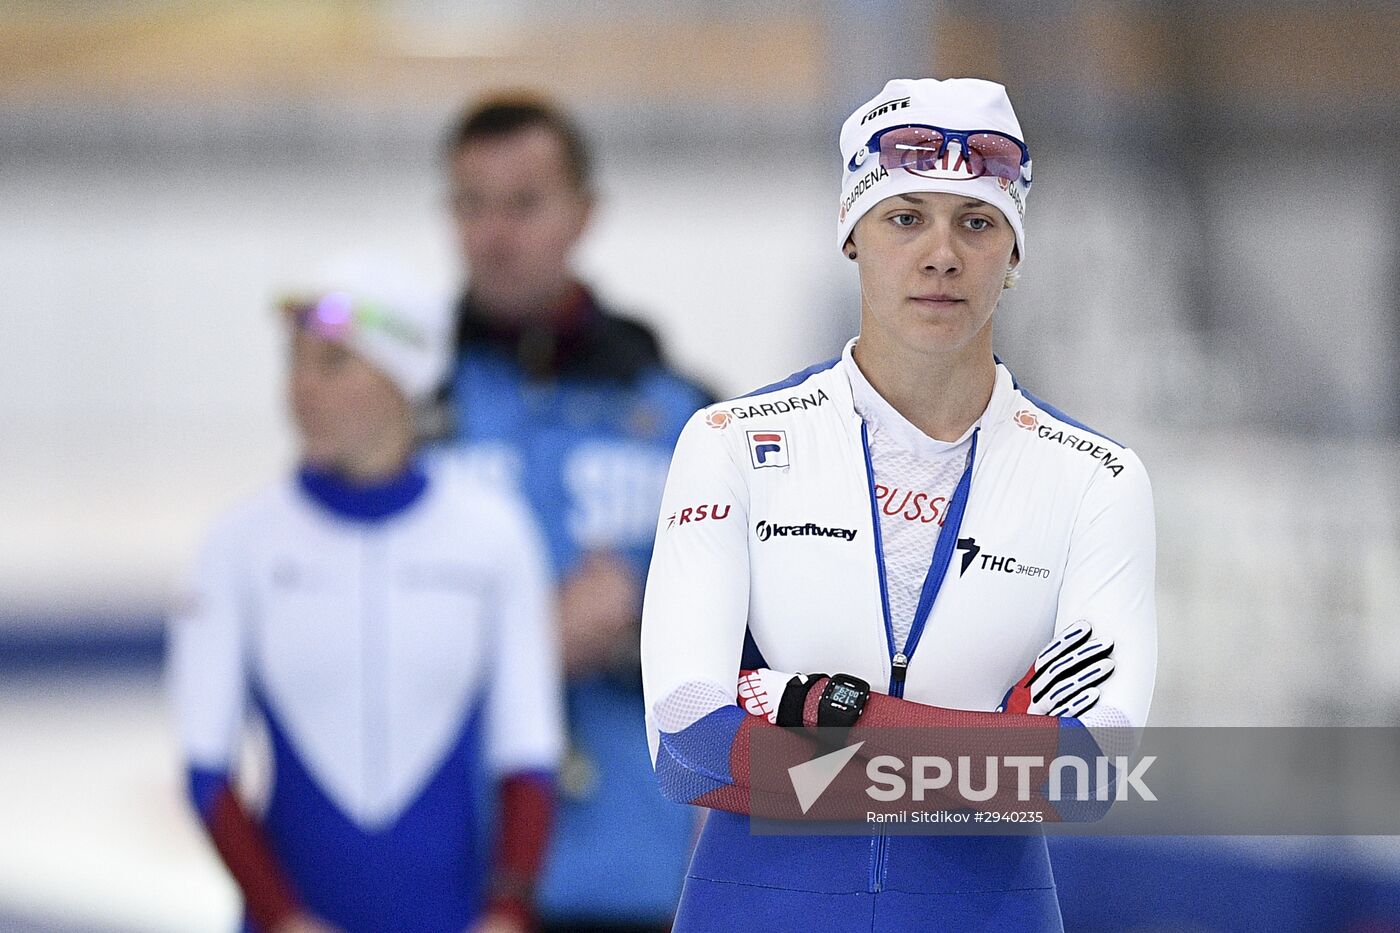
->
xmin=747 ymin=430 xmax=789 ymax=469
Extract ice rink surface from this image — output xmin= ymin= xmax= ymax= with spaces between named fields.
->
xmin=0 ymin=668 xmax=238 ymax=932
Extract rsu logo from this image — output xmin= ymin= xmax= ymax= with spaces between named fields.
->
xmin=666 ymin=503 xmax=732 ymax=529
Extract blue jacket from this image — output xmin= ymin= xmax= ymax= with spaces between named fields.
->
xmin=441 ymin=287 xmax=712 ymax=923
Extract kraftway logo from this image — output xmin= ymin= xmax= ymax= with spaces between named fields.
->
xmin=755 ymin=520 xmax=858 ymax=543
xmin=786 ymin=741 xmax=1157 ymax=815
xmin=955 ymin=537 xmax=1050 ymax=579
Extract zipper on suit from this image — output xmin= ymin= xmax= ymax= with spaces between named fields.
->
xmin=899 ymin=428 xmax=979 ymax=676
xmin=870 ymin=832 xmax=888 ymax=893
xmin=859 ymin=420 xmax=979 ymax=893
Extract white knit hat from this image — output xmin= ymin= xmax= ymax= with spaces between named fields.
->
xmin=837 ymin=77 xmax=1031 ymax=259
xmin=283 ymin=255 xmax=451 ymax=402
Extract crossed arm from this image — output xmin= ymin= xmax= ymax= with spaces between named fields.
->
xmin=641 ymin=412 xmax=1156 ymax=819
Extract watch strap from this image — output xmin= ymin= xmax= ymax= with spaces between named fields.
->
xmin=777 ymin=673 xmax=827 ymax=729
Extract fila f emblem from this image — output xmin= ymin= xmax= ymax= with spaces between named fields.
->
xmin=747 ymin=430 xmax=789 ymax=469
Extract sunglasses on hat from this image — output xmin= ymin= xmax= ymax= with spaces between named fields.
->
xmin=849 ymin=124 xmax=1031 ymax=189
xmin=280 ymin=292 xmax=426 ymax=348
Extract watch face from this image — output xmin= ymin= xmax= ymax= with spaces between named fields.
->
xmin=830 ymin=683 xmax=862 ymax=708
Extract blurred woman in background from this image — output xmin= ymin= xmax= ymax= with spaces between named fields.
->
xmin=167 ymin=262 xmax=563 ymax=933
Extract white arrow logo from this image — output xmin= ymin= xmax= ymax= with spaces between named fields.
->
xmin=787 ymin=741 xmax=865 ymax=814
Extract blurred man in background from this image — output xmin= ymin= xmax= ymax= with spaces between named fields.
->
xmin=439 ymin=95 xmax=712 ymax=931
xmin=168 ymin=263 xmax=564 ymax=933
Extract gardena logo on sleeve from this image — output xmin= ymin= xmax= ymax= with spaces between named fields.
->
xmin=705 ymin=409 xmax=732 ymax=430
xmin=708 ymin=390 xmax=830 ymax=429
xmin=1013 ymin=409 xmax=1125 ymax=477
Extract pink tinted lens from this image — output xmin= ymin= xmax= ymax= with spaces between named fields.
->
xmin=966 ymin=133 xmax=1024 ymax=181
xmin=292 ymin=292 xmax=355 ymax=339
xmin=877 ymin=127 xmax=945 ymax=172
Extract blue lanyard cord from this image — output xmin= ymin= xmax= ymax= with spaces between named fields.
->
xmin=862 ymin=424 xmax=980 ymax=697
xmin=860 ymin=421 xmax=896 ymax=684
xmin=904 ymin=428 xmax=979 ymax=667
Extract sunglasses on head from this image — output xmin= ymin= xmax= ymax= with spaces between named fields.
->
xmin=849 ymin=124 xmax=1031 ymax=189
xmin=279 ymin=292 xmax=426 ymax=348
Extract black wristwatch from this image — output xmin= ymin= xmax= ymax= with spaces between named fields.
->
xmin=816 ymin=673 xmax=870 ymax=746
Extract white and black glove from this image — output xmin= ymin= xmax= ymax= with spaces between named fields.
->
xmin=737 ymin=668 xmax=825 ymax=726
xmin=997 ymin=621 xmax=1114 ymax=718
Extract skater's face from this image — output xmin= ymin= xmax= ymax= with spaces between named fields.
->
xmin=288 ymin=331 xmax=407 ymax=469
xmin=848 ymin=192 xmax=1017 ymax=358
xmin=448 ymin=126 xmax=592 ymax=319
